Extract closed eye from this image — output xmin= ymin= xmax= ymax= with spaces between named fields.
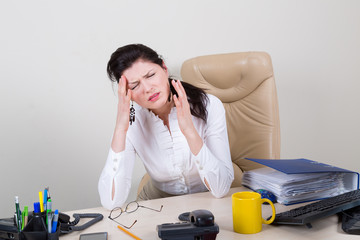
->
xmin=129 ymin=82 xmax=139 ymax=90
xmin=146 ymin=73 xmax=155 ymax=78
xmin=142 ymin=68 xmax=156 ymax=79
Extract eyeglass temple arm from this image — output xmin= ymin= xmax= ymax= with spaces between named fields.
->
xmin=108 ymin=216 xmax=137 ymax=229
xmin=140 ymin=205 xmax=163 ymax=212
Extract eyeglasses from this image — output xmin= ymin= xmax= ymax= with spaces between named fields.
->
xmin=108 ymin=201 xmax=163 ymax=229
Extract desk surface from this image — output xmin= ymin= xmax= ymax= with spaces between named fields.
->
xmin=62 ymin=187 xmax=358 ymax=240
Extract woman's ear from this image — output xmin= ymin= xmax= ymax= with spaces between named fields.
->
xmin=162 ymin=61 xmax=168 ymax=73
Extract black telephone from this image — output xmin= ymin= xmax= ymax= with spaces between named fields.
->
xmin=157 ymin=209 xmax=219 ymax=240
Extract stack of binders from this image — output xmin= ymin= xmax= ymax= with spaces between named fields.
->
xmin=242 ymin=158 xmax=359 ymax=205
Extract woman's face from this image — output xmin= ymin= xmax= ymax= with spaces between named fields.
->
xmin=123 ymin=59 xmax=170 ymax=111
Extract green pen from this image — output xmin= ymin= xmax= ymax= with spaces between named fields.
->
xmin=21 ymin=211 xmax=25 ymax=230
xmin=23 ymin=206 xmax=28 ymax=229
xmin=46 ymin=199 xmax=52 ymax=225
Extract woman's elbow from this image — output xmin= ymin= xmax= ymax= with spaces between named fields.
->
xmin=211 ymin=187 xmax=230 ymax=198
xmin=100 ymin=196 xmax=122 ymax=210
xmin=210 ymin=180 xmax=233 ymax=198
xmin=210 ymin=174 xmax=234 ymax=198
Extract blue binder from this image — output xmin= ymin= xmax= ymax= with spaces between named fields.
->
xmin=242 ymin=158 xmax=360 ymax=204
xmin=245 ymin=158 xmax=359 ymax=189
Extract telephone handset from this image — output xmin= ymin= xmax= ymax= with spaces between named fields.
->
xmin=178 ymin=210 xmax=215 ymax=227
xmin=157 ymin=209 xmax=219 ymax=240
xmin=58 ymin=212 xmax=103 ymax=233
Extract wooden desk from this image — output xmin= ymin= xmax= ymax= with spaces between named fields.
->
xmin=61 ymin=187 xmax=357 ymax=239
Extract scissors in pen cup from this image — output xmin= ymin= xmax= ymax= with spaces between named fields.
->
xmin=108 ymin=201 xmax=163 ymax=229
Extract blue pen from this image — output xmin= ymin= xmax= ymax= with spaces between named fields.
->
xmin=43 ymin=188 xmax=48 ymax=211
xmin=33 ymin=202 xmax=40 ymax=213
xmin=51 ymin=210 xmax=59 ymax=233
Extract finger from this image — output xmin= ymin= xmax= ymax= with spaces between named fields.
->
xmin=122 ymin=75 xmax=130 ymax=95
xmin=177 ymin=79 xmax=186 ymax=93
xmin=172 ymin=80 xmax=185 ymax=98
xmin=173 ymin=94 xmax=181 ymax=108
xmin=118 ymin=76 xmax=127 ymax=95
xmin=126 ymin=89 xmax=132 ymax=102
xmin=173 ymin=80 xmax=191 ymax=111
xmin=176 ymin=81 xmax=187 ymax=100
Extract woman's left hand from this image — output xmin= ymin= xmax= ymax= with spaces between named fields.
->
xmin=172 ymin=80 xmax=203 ymax=155
xmin=172 ymin=80 xmax=194 ymax=135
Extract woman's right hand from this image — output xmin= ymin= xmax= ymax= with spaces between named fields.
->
xmin=111 ymin=76 xmax=132 ymax=152
xmin=115 ymin=76 xmax=132 ymax=130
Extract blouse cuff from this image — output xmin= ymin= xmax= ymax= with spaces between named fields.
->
xmin=104 ymin=148 xmax=127 ymax=176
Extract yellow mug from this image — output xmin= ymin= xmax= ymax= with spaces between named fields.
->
xmin=232 ymin=191 xmax=276 ymax=234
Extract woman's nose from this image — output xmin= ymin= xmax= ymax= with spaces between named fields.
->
xmin=142 ymin=80 xmax=152 ymax=92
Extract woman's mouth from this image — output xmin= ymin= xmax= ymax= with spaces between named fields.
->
xmin=148 ymin=92 xmax=160 ymax=101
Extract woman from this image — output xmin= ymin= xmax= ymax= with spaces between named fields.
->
xmin=98 ymin=44 xmax=234 ymax=210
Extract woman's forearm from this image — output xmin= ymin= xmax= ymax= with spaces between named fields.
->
xmin=183 ymin=126 xmax=203 ymax=156
xmin=111 ymin=128 xmax=127 ymax=153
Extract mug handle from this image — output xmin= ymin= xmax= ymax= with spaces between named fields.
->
xmin=261 ymin=199 xmax=276 ymax=224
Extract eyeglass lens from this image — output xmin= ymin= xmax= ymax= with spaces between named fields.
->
xmin=109 ymin=207 xmax=123 ymax=220
xmin=108 ymin=201 xmax=163 ymax=229
xmin=125 ymin=201 xmax=140 ymax=213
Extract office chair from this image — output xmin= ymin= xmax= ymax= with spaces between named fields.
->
xmin=137 ymin=51 xmax=280 ymax=195
xmin=180 ymin=52 xmax=281 ymax=187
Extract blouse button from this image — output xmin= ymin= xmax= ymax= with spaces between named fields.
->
xmin=113 ymin=158 xmax=118 ymax=162
xmin=113 ymin=167 xmax=117 ymax=172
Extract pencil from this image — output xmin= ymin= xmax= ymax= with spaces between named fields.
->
xmin=117 ymin=225 xmax=141 ymax=240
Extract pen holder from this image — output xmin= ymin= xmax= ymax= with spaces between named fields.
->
xmin=21 ymin=212 xmax=59 ymax=240
xmin=47 ymin=223 xmax=60 ymax=240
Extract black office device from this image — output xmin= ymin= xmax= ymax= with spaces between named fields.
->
xmin=273 ymin=189 xmax=360 ymax=227
xmin=0 ymin=217 xmax=20 ymax=240
xmin=341 ymin=205 xmax=360 ymax=235
xmin=157 ymin=209 xmax=219 ymax=240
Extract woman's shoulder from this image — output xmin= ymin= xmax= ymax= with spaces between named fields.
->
xmin=206 ymin=93 xmax=221 ymax=103
xmin=205 ymin=93 xmax=223 ymax=109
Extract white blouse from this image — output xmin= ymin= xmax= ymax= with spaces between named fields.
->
xmin=98 ymin=94 xmax=234 ymax=210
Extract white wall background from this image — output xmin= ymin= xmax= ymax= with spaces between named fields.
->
xmin=1 ymin=0 xmax=359 ymax=217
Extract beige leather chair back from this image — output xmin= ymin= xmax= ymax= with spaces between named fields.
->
xmin=181 ymin=52 xmax=280 ymax=186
